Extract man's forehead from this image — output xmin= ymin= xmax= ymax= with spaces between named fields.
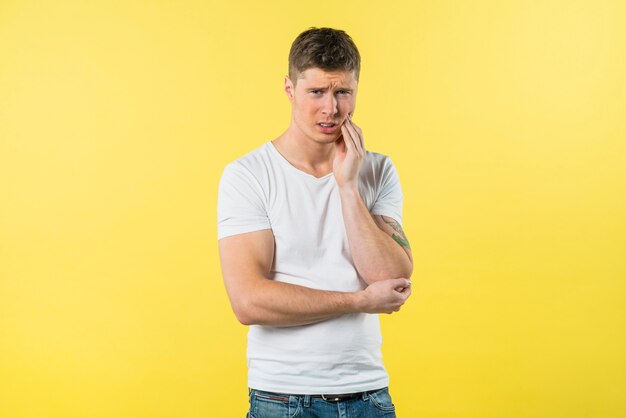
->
xmin=297 ymin=68 xmax=358 ymax=87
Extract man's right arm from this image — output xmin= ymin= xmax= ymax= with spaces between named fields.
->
xmin=218 ymin=229 xmax=412 ymax=327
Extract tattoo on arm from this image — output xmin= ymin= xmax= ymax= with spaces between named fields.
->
xmin=381 ymin=215 xmax=411 ymax=249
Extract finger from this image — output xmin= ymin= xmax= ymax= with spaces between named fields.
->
xmin=350 ymin=115 xmax=365 ymax=151
xmin=392 ymin=278 xmax=411 ymax=288
xmin=394 ymin=279 xmax=412 ymax=294
xmin=343 ymin=117 xmax=362 ymax=155
xmin=340 ymin=123 xmax=358 ymax=154
xmin=343 ymin=116 xmax=361 ymax=152
xmin=346 ymin=114 xmax=364 ymax=153
xmin=335 ymin=134 xmax=346 ymax=153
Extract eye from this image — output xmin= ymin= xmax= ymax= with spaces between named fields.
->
xmin=337 ymin=90 xmax=351 ymax=95
xmin=310 ymin=90 xmax=323 ymax=95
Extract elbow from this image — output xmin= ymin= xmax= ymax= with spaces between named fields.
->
xmin=230 ymin=296 xmax=260 ymax=326
xmin=396 ymin=256 xmax=414 ymax=280
xmin=226 ymin=277 xmax=272 ymax=326
xmin=233 ymin=308 xmax=253 ymax=326
xmin=361 ymin=265 xmax=413 ymax=285
xmin=404 ymin=261 xmax=414 ymax=279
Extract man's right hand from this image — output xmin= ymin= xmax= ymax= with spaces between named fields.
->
xmin=358 ymin=278 xmax=412 ymax=314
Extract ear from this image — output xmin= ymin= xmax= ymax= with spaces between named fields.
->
xmin=284 ymin=76 xmax=295 ymax=102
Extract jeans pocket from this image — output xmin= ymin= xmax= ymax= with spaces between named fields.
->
xmin=251 ymin=391 xmax=291 ymax=418
xmin=368 ymin=387 xmax=396 ymax=412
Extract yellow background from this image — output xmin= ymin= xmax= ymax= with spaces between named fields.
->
xmin=1 ymin=0 xmax=625 ymax=417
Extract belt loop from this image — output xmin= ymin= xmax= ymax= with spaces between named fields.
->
xmin=362 ymin=390 xmax=369 ymax=401
xmin=303 ymin=394 xmax=311 ymax=407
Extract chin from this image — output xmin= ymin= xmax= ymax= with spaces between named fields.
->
xmin=305 ymin=131 xmax=339 ymax=144
xmin=316 ymin=135 xmax=340 ymax=144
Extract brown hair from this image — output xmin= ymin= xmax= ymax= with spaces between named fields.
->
xmin=288 ymin=27 xmax=361 ymax=84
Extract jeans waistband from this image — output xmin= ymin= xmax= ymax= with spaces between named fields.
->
xmin=249 ymin=388 xmax=380 ymax=402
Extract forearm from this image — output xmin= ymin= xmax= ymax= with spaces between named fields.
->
xmin=339 ymin=186 xmax=413 ymax=284
xmin=233 ymin=278 xmax=363 ymax=327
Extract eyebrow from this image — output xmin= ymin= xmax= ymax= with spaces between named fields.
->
xmin=307 ymin=87 xmax=354 ymax=92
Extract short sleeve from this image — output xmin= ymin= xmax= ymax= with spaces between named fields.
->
xmin=370 ymin=157 xmax=404 ymax=225
xmin=217 ymin=162 xmax=271 ymax=240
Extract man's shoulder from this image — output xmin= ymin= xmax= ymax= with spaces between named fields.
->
xmin=227 ymin=141 xmax=272 ymax=167
xmin=221 ymin=141 xmax=276 ymax=177
xmin=362 ymin=149 xmax=396 ymax=175
xmin=359 ymin=150 xmax=400 ymax=194
xmin=364 ymin=149 xmax=391 ymax=164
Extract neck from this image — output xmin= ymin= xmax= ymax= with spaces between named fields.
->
xmin=272 ymin=123 xmax=336 ymax=178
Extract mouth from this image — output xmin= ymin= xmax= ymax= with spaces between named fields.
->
xmin=317 ymin=122 xmax=339 ymax=134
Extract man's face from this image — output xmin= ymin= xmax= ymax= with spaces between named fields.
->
xmin=285 ymin=67 xmax=358 ymax=145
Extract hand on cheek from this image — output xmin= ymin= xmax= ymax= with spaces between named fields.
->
xmin=333 ymin=113 xmax=365 ymax=189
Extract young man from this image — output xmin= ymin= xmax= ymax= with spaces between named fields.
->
xmin=218 ymin=27 xmax=413 ymax=418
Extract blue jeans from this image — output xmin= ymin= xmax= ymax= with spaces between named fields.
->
xmin=246 ymin=387 xmax=396 ymax=418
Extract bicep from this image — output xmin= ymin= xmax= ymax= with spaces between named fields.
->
xmin=372 ymin=214 xmax=413 ymax=263
xmin=218 ymin=229 xmax=275 ymax=301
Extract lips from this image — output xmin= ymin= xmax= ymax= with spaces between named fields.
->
xmin=317 ymin=122 xmax=339 ymax=134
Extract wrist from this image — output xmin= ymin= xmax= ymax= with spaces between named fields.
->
xmin=338 ymin=182 xmax=359 ymax=197
xmin=350 ymin=290 xmax=368 ymax=313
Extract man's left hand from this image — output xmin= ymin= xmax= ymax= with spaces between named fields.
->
xmin=333 ymin=114 xmax=365 ymax=190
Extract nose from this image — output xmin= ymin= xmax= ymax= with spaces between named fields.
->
xmin=321 ymin=93 xmax=338 ymax=116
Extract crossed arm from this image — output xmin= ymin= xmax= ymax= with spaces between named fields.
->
xmin=341 ymin=188 xmax=413 ymax=285
xmin=218 ymin=213 xmax=412 ymax=327
xmin=218 ymin=176 xmax=414 ymax=328
xmin=218 ymin=228 xmax=411 ymax=327
xmin=218 ymin=115 xmax=413 ymax=327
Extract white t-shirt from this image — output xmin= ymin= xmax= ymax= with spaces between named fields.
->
xmin=217 ymin=141 xmax=404 ymax=394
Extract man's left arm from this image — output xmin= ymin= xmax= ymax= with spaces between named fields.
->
xmin=339 ymin=186 xmax=413 ymax=284
xmin=334 ymin=114 xmax=413 ymax=285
